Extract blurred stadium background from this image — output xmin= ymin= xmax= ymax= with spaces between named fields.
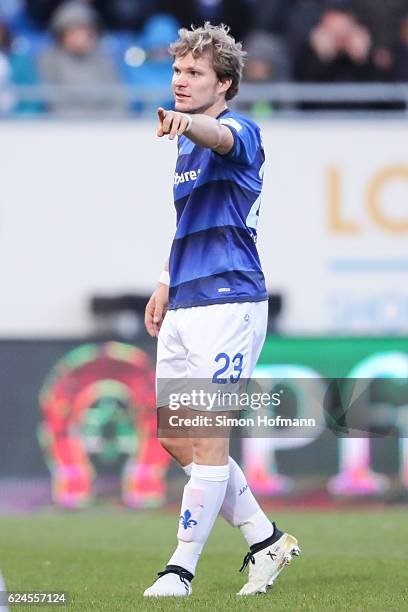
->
xmin=0 ymin=0 xmax=407 ymax=608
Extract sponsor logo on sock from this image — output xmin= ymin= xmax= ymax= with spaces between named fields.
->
xmin=238 ymin=484 xmax=248 ymax=496
xmin=180 ymin=509 xmax=198 ymax=530
xmin=267 ymin=551 xmax=277 ymax=561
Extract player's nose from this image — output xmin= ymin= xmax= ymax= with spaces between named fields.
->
xmin=173 ymin=72 xmax=188 ymax=87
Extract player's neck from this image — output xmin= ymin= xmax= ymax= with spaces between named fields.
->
xmin=195 ymin=100 xmax=228 ymax=118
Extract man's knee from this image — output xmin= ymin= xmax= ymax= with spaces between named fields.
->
xmin=158 ymin=436 xmax=178 ymax=454
xmin=192 ymin=437 xmax=229 ymax=464
xmin=158 ymin=436 xmax=192 ymax=466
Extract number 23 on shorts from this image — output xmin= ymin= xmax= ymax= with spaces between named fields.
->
xmin=212 ymin=352 xmax=244 ymax=384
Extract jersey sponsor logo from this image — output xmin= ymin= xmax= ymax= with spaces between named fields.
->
xmin=220 ymin=117 xmax=243 ymax=132
xmin=174 ymin=169 xmax=201 ymax=185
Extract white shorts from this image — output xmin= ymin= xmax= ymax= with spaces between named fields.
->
xmin=156 ymin=301 xmax=268 ymax=410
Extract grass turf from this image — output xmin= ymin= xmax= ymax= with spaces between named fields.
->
xmin=0 ymin=509 xmax=407 ymax=611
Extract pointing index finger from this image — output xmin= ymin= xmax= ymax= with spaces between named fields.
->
xmin=157 ymin=107 xmax=166 ymax=137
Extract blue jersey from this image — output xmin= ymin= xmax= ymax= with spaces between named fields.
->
xmin=168 ymin=108 xmax=267 ymax=310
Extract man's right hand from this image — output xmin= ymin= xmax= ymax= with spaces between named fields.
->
xmin=145 ymin=283 xmax=169 ymax=337
xmin=157 ymin=107 xmax=192 ymax=140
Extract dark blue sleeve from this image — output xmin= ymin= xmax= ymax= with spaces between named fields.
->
xmin=216 ymin=116 xmax=260 ymax=166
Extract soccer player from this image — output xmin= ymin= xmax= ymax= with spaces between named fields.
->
xmin=144 ymin=23 xmax=300 ymax=597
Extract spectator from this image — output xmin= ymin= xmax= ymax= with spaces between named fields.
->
xmin=351 ymin=0 xmax=408 ymax=78
xmin=0 ymin=18 xmax=43 ymax=113
xmin=38 ymin=1 xmax=126 ymax=114
xmin=244 ymin=30 xmax=292 ymax=82
xmin=242 ymin=30 xmax=292 ymax=117
xmin=254 ymin=0 xmax=407 ymax=80
xmin=158 ymin=0 xmax=254 ymax=41
xmin=394 ymin=13 xmax=408 ymax=80
xmin=294 ymin=0 xmax=377 ymax=82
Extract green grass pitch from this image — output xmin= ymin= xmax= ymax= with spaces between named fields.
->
xmin=1 ymin=509 xmax=407 ymax=611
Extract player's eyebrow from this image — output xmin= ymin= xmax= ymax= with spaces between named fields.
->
xmin=172 ymin=63 xmax=204 ymax=73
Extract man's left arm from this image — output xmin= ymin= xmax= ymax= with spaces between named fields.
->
xmin=157 ymin=107 xmax=234 ymax=155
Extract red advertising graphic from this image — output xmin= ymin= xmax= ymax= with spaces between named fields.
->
xmin=39 ymin=342 xmax=170 ymax=508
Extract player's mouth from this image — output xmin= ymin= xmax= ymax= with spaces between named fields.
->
xmin=174 ymin=93 xmax=191 ymax=101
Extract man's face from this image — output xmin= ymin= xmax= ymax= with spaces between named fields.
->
xmin=61 ymin=25 xmax=97 ymax=55
xmin=172 ymin=52 xmax=226 ymax=113
xmin=245 ymin=59 xmax=273 ymax=82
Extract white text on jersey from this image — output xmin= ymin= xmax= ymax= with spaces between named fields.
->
xmin=174 ymin=169 xmax=201 ymax=186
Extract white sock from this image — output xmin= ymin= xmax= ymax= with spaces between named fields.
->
xmin=182 ymin=463 xmax=193 ymax=477
xmin=168 ymin=463 xmax=229 ymax=575
xmin=183 ymin=457 xmax=273 ymax=547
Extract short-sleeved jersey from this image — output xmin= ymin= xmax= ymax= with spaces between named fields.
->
xmin=168 ymin=108 xmax=267 ymax=310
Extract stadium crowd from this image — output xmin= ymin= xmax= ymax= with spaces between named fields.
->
xmin=0 ymin=0 xmax=407 ymax=114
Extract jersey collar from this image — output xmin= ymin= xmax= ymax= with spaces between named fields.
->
xmin=216 ymin=108 xmax=230 ymax=119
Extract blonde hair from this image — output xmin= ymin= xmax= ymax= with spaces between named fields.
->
xmin=169 ymin=22 xmax=246 ymax=101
